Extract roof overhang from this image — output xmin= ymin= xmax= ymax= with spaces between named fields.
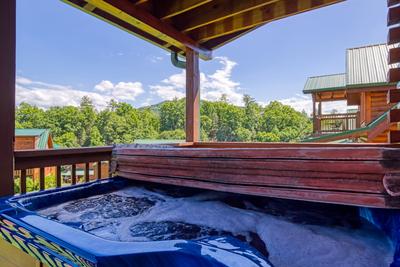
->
xmin=62 ymin=0 xmax=344 ymax=60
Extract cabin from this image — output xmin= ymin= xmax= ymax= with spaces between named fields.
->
xmin=15 ymin=129 xmax=54 ymax=150
xmin=2 ymin=1 xmax=400 ymax=266
xmin=14 ymin=129 xmax=54 ymax=180
xmin=303 ymin=44 xmax=399 ymax=143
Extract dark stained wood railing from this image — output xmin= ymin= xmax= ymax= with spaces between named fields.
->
xmin=14 ymin=146 xmax=113 ymax=195
xmin=315 ymin=112 xmax=360 ymax=135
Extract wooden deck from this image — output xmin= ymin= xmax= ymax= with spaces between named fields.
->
xmin=113 ymin=142 xmax=400 ymax=209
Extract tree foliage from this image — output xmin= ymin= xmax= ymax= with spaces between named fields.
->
xmin=15 ymin=96 xmax=312 ymax=147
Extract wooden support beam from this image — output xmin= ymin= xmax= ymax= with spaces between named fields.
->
xmin=56 ymin=166 xmax=62 ymax=188
xmin=389 ymin=47 xmax=400 ymax=64
xmin=389 ymin=109 xmax=400 ymax=123
xmin=388 ymin=89 xmax=400 ymax=104
xmin=85 ymin=162 xmax=90 ymax=182
xmin=389 ymin=130 xmax=400 ymax=143
xmin=0 ymin=0 xmax=16 ymax=197
xmin=388 ymin=68 xmax=400 ymax=83
xmin=185 ymin=48 xmax=200 ymax=142
xmin=39 ymin=168 xmax=45 ymax=191
xmin=188 ymin=0 xmax=342 ymax=43
xmin=388 ymin=5 xmax=400 ymax=26
xmin=156 ymin=0 xmax=212 ymax=20
xmin=388 ymin=0 xmax=400 ymax=7
xmin=177 ymin=0 xmax=280 ymax=33
xmin=97 ymin=161 xmax=102 ymax=179
xmin=72 ymin=164 xmax=77 ymax=185
xmin=20 ymin=170 xmax=27 ymax=195
xmin=86 ymin=0 xmax=212 ymax=59
xmin=388 ymin=26 xmax=400 ymax=44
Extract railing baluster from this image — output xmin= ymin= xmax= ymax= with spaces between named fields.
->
xmin=40 ymin=168 xmax=45 ymax=191
xmin=97 ymin=161 xmax=102 ymax=179
xmin=85 ymin=162 xmax=90 ymax=183
xmin=56 ymin=166 xmax=62 ymax=188
xmin=72 ymin=164 xmax=77 ymax=185
xmin=20 ymin=169 xmax=26 ymax=194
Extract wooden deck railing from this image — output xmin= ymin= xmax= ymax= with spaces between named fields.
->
xmin=13 ymin=146 xmax=113 ymax=194
xmin=315 ymin=112 xmax=360 ymax=135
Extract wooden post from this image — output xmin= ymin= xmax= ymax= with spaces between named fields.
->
xmin=312 ymin=94 xmax=316 ymax=133
xmin=0 ymin=1 xmax=16 ymax=197
xmin=185 ymin=48 xmax=200 ymax=142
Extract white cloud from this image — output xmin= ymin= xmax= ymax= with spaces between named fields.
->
xmin=259 ymin=94 xmax=353 ymax=116
xmin=16 ymin=76 xmax=144 ymax=110
xmin=94 ymin=80 xmax=144 ymax=101
xmin=150 ymin=56 xmax=244 ymax=105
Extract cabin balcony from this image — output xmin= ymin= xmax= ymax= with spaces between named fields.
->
xmin=313 ymin=111 xmax=361 ymax=136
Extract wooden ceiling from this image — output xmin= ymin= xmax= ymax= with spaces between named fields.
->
xmin=63 ymin=0 xmax=344 ymax=59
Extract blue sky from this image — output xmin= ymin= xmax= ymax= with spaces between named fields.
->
xmin=16 ymin=0 xmax=387 ymax=113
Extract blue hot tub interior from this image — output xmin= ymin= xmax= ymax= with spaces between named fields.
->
xmin=1 ymin=177 xmax=400 ymax=267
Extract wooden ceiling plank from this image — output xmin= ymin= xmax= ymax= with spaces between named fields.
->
xmin=388 ymin=26 xmax=400 ymax=44
xmin=85 ymin=0 xmax=212 ymax=59
xmin=388 ymin=5 xmax=400 ymax=26
xmin=190 ymin=0 xmax=343 ymax=43
xmin=388 ymin=0 xmax=400 ymax=7
xmin=157 ymin=0 xmax=213 ymax=20
xmin=388 ymin=68 xmax=400 ymax=83
xmin=389 ymin=47 xmax=400 ymax=64
xmin=178 ymin=0 xmax=280 ymax=33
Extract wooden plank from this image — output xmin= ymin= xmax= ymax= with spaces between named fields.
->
xmin=39 ymin=168 xmax=45 ymax=191
xmin=389 ymin=130 xmax=400 ymax=143
xmin=85 ymin=162 xmax=90 ymax=182
xmin=388 ymin=26 xmax=400 ymax=45
xmin=176 ymin=0 xmax=280 ymax=32
xmin=117 ymin=157 xmax=382 ymax=180
xmin=114 ymin=146 xmax=396 ymax=160
xmin=0 ymin=239 xmax=41 ymax=267
xmin=156 ymin=0 xmax=212 ymax=20
xmin=71 ymin=164 xmax=77 ymax=185
xmin=20 ymin=169 xmax=26 ymax=195
xmin=185 ymin=48 xmax=200 ymax=142
xmin=56 ymin=166 xmax=62 ymax=188
xmin=388 ymin=0 xmax=400 ymax=7
xmin=388 ymin=5 xmax=400 ymax=26
xmin=0 ymin=0 xmax=16 ymax=197
xmin=118 ymin=165 xmax=384 ymax=193
xmin=117 ymin=172 xmax=390 ymax=208
xmin=87 ymin=0 xmax=212 ymax=59
xmin=116 ymin=156 xmax=389 ymax=174
xmin=188 ymin=0 xmax=343 ymax=43
xmin=389 ymin=47 xmax=400 ymax=64
xmin=192 ymin=142 xmax=400 ymax=148
xmin=389 ymin=109 xmax=400 ymax=123
xmin=388 ymin=68 xmax=400 ymax=83
xmin=388 ymin=89 xmax=400 ymax=104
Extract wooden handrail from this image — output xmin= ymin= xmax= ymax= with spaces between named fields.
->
xmin=14 ymin=146 xmax=113 ymax=170
xmin=13 ymin=146 xmax=113 ymax=195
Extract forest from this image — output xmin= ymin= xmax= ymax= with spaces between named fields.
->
xmin=15 ymin=95 xmax=313 ymax=147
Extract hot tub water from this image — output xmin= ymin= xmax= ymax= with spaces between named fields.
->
xmin=38 ymin=186 xmax=393 ymax=267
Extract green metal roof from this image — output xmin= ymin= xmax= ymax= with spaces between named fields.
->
xmin=304 ymin=43 xmax=395 ymax=94
xmin=346 ymin=43 xmax=392 ymax=87
xmin=303 ymin=73 xmax=346 ymax=93
xmin=15 ymin=129 xmax=51 ymax=149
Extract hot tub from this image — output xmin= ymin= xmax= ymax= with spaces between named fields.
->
xmin=1 ymin=176 xmax=399 ymax=267
xmin=0 ymin=178 xmax=271 ymax=267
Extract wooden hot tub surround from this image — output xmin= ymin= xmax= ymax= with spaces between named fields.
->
xmin=113 ymin=142 xmax=400 ymax=209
